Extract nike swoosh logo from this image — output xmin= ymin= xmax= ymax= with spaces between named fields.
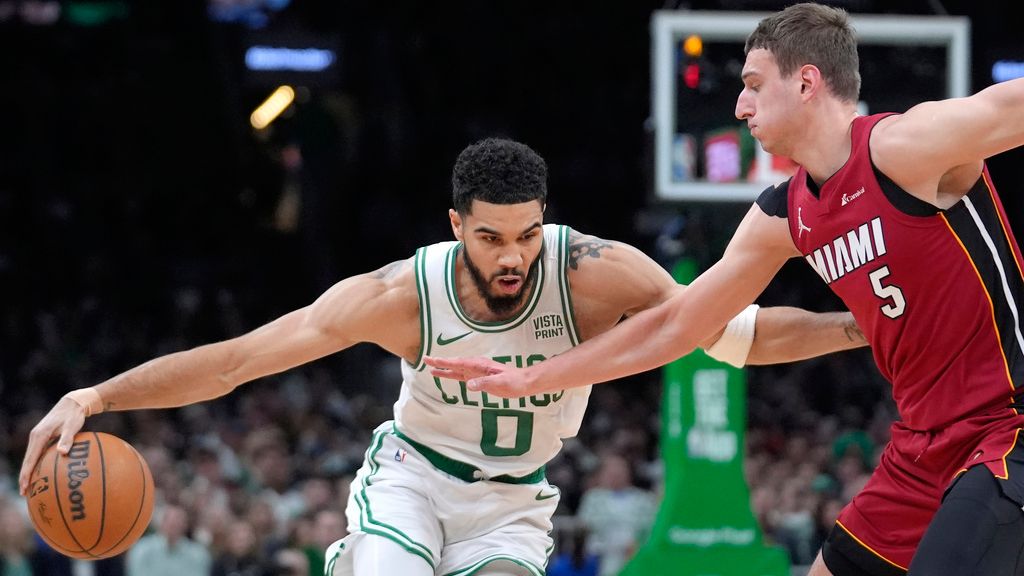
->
xmin=436 ymin=331 xmax=472 ymax=346
xmin=535 ymin=489 xmax=559 ymax=501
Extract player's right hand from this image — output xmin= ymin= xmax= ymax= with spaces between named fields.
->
xmin=19 ymin=396 xmax=88 ymax=496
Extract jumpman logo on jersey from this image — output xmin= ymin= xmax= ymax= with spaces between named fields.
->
xmin=798 ymin=207 xmax=812 ymax=238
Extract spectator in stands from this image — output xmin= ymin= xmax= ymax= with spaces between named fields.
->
xmin=576 ymin=453 xmax=657 ymax=576
xmin=547 ymin=526 xmax=599 ymax=576
xmin=127 ymin=504 xmax=210 ymax=576
xmin=211 ymin=518 xmax=271 ymax=576
xmin=305 ymin=509 xmax=346 ymax=576
xmin=0 ymin=500 xmax=35 ymax=576
xmin=273 ymin=548 xmax=309 ymax=576
xmin=243 ymin=428 xmax=304 ymax=527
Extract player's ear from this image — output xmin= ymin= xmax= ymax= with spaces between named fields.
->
xmin=798 ymin=64 xmax=822 ymax=100
xmin=449 ymin=209 xmax=465 ymax=241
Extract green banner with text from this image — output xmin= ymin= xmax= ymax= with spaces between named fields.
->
xmin=620 ymin=259 xmax=788 ymax=576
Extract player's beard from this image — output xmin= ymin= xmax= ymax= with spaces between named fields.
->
xmin=462 ymin=246 xmax=542 ymax=316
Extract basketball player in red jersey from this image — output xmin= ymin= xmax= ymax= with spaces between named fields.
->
xmin=426 ymin=3 xmax=1024 ymax=575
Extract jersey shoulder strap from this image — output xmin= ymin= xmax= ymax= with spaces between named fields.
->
xmin=756 ymin=178 xmax=792 ymax=218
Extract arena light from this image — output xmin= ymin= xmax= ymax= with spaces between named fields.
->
xmin=250 ymin=85 xmax=295 ymax=130
xmin=992 ymin=60 xmax=1024 ymax=83
xmin=684 ymin=63 xmax=701 ymax=89
xmin=683 ymin=34 xmax=703 ymax=58
xmin=245 ymin=46 xmax=336 ymax=72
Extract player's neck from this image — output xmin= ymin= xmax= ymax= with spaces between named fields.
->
xmin=792 ymin=102 xmax=859 ymax=186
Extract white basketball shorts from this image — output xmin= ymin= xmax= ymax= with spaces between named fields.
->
xmin=325 ymin=422 xmax=561 ymax=576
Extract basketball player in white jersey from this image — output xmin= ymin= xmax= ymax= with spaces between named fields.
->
xmin=20 ymin=138 xmax=867 ymax=576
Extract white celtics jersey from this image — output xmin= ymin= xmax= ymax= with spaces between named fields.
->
xmin=395 ymin=224 xmax=591 ymax=480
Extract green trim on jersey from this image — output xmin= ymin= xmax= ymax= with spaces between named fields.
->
xmin=557 ymin=225 xmax=582 ymax=346
xmin=395 ymin=426 xmax=546 ymax=484
xmin=443 ymin=243 xmax=545 ymax=332
xmin=355 ymin=428 xmax=436 ymax=569
xmin=411 ymin=247 xmax=433 ymax=371
xmin=442 ymin=555 xmax=545 ymax=576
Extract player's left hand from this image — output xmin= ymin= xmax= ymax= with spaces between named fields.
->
xmin=424 ymin=356 xmax=539 ymax=398
xmin=424 ymin=356 xmax=506 ymax=382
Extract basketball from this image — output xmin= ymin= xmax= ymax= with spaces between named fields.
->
xmin=25 ymin=432 xmax=155 ymax=559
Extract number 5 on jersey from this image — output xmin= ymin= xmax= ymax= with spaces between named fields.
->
xmin=869 ymin=265 xmax=906 ymax=319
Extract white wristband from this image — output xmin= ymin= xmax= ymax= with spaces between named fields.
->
xmin=705 ymin=305 xmax=759 ymax=368
xmin=63 ymin=388 xmax=104 ymax=417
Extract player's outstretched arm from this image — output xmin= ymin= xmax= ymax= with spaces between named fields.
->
xmin=428 ymin=306 xmax=869 ymax=380
xmin=873 ymin=78 xmax=1024 ymax=201
xmin=19 ymin=258 xmax=418 ymax=495
xmin=429 ymin=207 xmax=798 ymax=397
xmin=426 ymin=226 xmax=867 ymax=381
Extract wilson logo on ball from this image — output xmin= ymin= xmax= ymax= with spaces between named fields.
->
xmin=66 ymin=440 xmax=92 ymax=521
xmin=28 ymin=432 xmax=155 ymax=560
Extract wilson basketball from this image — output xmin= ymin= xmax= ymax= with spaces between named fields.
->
xmin=25 ymin=432 xmax=155 ymax=559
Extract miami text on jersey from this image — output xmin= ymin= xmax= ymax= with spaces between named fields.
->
xmin=804 ymin=217 xmax=887 ymax=284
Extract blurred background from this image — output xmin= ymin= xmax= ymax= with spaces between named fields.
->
xmin=1 ymin=1 xmax=1022 ymax=575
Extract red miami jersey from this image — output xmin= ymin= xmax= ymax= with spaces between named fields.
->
xmin=781 ymin=113 xmax=1024 ymax=431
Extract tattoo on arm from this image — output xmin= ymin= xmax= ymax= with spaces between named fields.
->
xmin=371 ymin=260 xmax=407 ymax=280
xmin=843 ymin=320 xmax=866 ymax=343
xmin=567 ymin=232 xmax=614 ymax=270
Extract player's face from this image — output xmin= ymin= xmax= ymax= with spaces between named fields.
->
xmin=735 ymin=49 xmax=804 ymax=156
xmin=450 ymin=199 xmax=545 ymax=315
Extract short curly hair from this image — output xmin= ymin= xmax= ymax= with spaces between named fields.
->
xmin=452 ymin=138 xmax=548 ymax=215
